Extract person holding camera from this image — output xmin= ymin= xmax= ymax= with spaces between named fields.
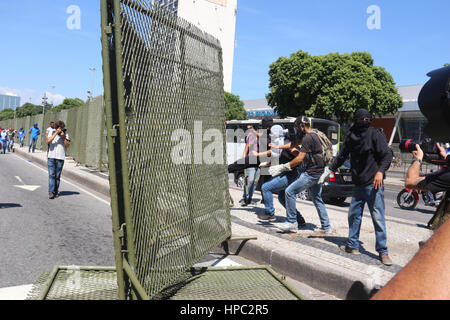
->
xmin=320 ymin=109 xmax=393 ymax=266
xmin=405 ymin=143 xmax=450 ymax=230
xmin=46 ymin=120 xmax=70 ymax=199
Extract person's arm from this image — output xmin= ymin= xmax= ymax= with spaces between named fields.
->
xmin=329 ymin=141 xmax=350 ymax=172
xmin=373 ymin=130 xmax=393 ymax=189
xmin=405 ymin=145 xmax=426 ymax=189
xmin=371 ymin=218 xmax=450 ymax=300
xmin=47 ymin=128 xmax=60 ymax=144
xmin=270 ymin=142 xmax=292 ymax=150
xmin=243 ymin=143 xmax=249 ymax=158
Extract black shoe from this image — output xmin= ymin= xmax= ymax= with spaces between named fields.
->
xmin=239 ymin=199 xmax=248 ymax=207
xmin=246 ymin=198 xmax=252 ymax=205
xmin=258 ymin=214 xmax=276 ymax=222
xmin=49 ymin=193 xmax=55 ymax=199
xmin=297 ymin=216 xmax=306 ymax=227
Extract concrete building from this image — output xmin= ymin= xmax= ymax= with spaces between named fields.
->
xmin=0 ymin=94 xmax=21 ymax=111
xmin=176 ymin=0 xmax=237 ymax=92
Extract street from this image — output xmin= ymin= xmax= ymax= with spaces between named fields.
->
xmin=0 ymin=152 xmax=115 ymax=288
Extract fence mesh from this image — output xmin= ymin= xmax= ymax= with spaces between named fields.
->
xmin=104 ymin=0 xmax=232 ymax=298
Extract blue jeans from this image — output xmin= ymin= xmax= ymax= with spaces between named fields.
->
xmin=285 ymin=172 xmax=330 ymax=229
xmin=1 ymin=140 xmax=7 ymax=153
xmin=242 ymin=167 xmax=260 ymax=201
xmin=261 ymin=168 xmax=304 ymax=220
xmin=48 ymin=158 xmax=65 ymax=195
xmin=19 ymin=137 xmax=24 ymax=147
xmin=347 ymin=185 xmax=388 ymax=255
xmin=29 ymin=137 xmax=38 ymax=153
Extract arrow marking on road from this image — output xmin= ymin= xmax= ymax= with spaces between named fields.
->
xmin=14 ymin=176 xmax=40 ymax=191
xmin=14 ymin=185 xmax=41 ymax=192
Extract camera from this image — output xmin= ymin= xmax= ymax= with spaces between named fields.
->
xmin=399 ymin=137 xmax=443 ymax=164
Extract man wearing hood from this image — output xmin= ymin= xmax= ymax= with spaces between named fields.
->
xmin=320 ymin=109 xmax=393 ymax=266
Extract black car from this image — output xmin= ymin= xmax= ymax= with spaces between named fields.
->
xmin=233 ymin=161 xmax=354 ymax=205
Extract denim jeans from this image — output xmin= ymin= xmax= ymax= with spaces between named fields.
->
xmin=261 ymin=168 xmax=304 ymax=220
xmin=347 ymin=185 xmax=388 ymax=255
xmin=285 ymin=172 xmax=330 ymax=228
xmin=242 ymin=167 xmax=260 ymax=201
xmin=48 ymin=158 xmax=65 ymax=195
xmin=29 ymin=137 xmax=38 ymax=153
xmin=19 ymin=137 xmax=24 ymax=147
xmin=1 ymin=140 xmax=7 ymax=153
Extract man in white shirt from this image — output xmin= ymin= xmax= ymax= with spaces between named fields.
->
xmin=47 ymin=120 xmax=70 ymax=199
xmin=46 ymin=122 xmax=55 ymax=137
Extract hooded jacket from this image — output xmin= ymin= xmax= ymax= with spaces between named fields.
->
xmin=330 ymin=125 xmax=393 ymax=186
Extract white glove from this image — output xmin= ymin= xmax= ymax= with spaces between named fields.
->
xmin=269 ymin=163 xmax=292 ymax=177
xmin=259 ymin=162 xmax=270 ymax=168
xmin=318 ymin=167 xmax=332 ymax=184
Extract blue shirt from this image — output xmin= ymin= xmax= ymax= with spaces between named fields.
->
xmin=18 ymin=130 xmax=25 ymax=138
xmin=30 ymin=127 xmax=40 ymax=139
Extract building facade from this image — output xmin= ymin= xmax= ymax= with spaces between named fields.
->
xmin=0 ymin=94 xmax=21 ymax=111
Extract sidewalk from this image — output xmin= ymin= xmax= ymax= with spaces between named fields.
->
xmin=12 ymin=144 xmax=432 ymax=300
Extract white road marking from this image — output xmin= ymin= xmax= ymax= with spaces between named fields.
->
xmin=13 ymin=155 xmax=111 ymax=206
xmin=0 ymin=284 xmax=33 ymax=300
xmin=14 ymin=185 xmax=40 ymax=192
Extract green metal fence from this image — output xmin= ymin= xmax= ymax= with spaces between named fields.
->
xmin=0 ymin=97 xmax=108 ymax=171
xmin=102 ymin=0 xmax=232 ymax=299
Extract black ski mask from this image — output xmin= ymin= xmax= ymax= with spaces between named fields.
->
xmin=348 ymin=109 xmax=373 ymax=153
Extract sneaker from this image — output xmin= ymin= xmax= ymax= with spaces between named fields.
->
xmin=277 ymin=222 xmax=298 ymax=233
xmin=48 ymin=192 xmax=55 ymax=200
xmin=314 ymin=227 xmax=333 ymax=235
xmin=54 ymin=193 xmax=60 ymax=198
xmin=246 ymin=198 xmax=253 ymax=205
xmin=297 ymin=216 xmax=306 ymax=227
xmin=239 ymin=199 xmax=248 ymax=207
xmin=379 ymin=254 xmax=393 ymax=266
xmin=258 ymin=214 xmax=276 ymax=222
xmin=339 ymin=245 xmax=360 ymax=255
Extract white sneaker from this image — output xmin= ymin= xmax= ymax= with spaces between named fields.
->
xmin=314 ymin=227 xmax=332 ymax=235
xmin=277 ymin=222 xmax=298 ymax=233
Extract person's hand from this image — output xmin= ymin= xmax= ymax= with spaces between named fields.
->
xmin=318 ymin=167 xmax=331 ymax=184
xmin=412 ymin=144 xmax=424 ymax=161
xmin=436 ymin=143 xmax=447 ymax=160
xmin=269 ymin=143 xmax=279 ymax=149
xmin=250 ymin=150 xmax=258 ymax=157
xmin=373 ymin=172 xmax=383 ymax=190
xmin=55 ymin=128 xmax=62 ymax=135
xmin=268 ymin=163 xmax=292 ymax=177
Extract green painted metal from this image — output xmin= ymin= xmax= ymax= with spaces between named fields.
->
xmin=103 ymin=0 xmax=232 ymax=299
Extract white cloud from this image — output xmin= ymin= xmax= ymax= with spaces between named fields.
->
xmin=45 ymin=92 xmax=66 ymax=106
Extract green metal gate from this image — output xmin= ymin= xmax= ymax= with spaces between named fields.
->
xmin=102 ymin=0 xmax=232 ymax=299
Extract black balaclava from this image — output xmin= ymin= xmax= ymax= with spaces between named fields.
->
xmin=353 ymin=109 xmax=372 ymax=133
xmin=348 ymin=109 xmax=373 ymax=153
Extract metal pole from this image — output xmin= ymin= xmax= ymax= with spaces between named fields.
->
xmin=89 ymin=68 xmax=96 ymax=100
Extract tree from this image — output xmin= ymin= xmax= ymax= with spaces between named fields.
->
xmin=266 ymin=50 xmax=403 ymax=123
xmin=52 ymin=98 xmax=84 ymax=112
xmin=0 ymin=108 xmax=15 ymax=121
xmin=224 ymin=92 xmax=247 ymax=121
xmin=15 ymin=103 xmax=45 ymax=118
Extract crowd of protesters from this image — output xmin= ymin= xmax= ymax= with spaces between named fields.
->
xmin=228 ymin=109 xmax=395 ymax=266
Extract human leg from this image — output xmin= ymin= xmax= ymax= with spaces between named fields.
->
xmin=367 ymin=186 xmax=389 ymax=256
xmin=346 ymin=185 xmax=368 ymax=250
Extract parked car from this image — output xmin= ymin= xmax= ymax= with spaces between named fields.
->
xmin=233 ymin=161 xmax=354 ymax=205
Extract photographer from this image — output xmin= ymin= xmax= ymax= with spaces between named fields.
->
xmin=405 ymin=143 xmax=450 ymax=230
xmin=46 ymin=120 xmax=70 ymax=199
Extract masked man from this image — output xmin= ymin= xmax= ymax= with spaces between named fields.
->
xmin=319 ymin=109 xmax=393 ymax=266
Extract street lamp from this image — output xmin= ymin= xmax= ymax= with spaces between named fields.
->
xmin=88 ymin=67 xmax=96 ymax=100
xmin=50 ymin=85 xmax=56 ymax=106
xmin=42 ymin=93 xmax=48 ymax=115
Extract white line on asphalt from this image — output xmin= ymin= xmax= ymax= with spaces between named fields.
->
xmin=14 ymin=155 xmax=111 ymax=206
xmin=15 ymin=176 xmax=25 ymax=185
xmin=0 ymin=284 xmax=33 ymax=300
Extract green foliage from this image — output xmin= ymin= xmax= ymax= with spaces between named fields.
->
xmin=0 ymin=108 xmax=15 ymax=121
xmin=52 ymin=98 xmax=84 ymax=112
xmin=224 ymin=92 xmax=247 ymax=121
xmin=15 ymin=103 xmax=46 ymax=118
xmin=266 ymin=50 xmax=403 ymax=123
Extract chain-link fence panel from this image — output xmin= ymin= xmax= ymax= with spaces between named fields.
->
xmin=102 ymin=0 xmax=231 ymax=299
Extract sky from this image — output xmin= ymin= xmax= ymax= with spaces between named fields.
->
xmin=0 ymin=0 xmax=449 ymax=105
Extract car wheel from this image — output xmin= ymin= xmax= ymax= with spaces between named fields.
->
xmin=297 ymin=189 xmax=311 ymax=201
xmin=236 ymin=174 xmax=245 ymax=189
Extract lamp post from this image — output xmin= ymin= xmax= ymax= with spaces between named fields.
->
xmin=88 ymin=67 xmax=96 ymax=101
xmin=42 ymin=93 xmax=48 ymax=115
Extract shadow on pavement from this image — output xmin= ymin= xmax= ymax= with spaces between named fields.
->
xmin=58 ymin=191 xmax=81 ymax=197
xmin=0 ymin=203 xmax=22 ymax=209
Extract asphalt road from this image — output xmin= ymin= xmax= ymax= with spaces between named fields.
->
xmin=0 ymin=153 xmax=115 ymax=288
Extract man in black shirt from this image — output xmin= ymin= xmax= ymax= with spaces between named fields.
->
xmin=268 ymin=117 xmax=331 ymax=234
xmin=320 ymin=109 xmax=393 ymax=266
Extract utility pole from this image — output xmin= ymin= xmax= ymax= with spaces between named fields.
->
xmin=42 ymin=93 xmax=48 ymax=115
xmin=50 ymin=85 xmax=56 ymax=106
xmin=88 ymin=67 xmax=96 ymax=101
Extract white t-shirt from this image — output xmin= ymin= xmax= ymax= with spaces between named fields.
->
xmin=47 ymin=127 xmax=55 ymax=137
xmin=48 ymin=131 xmax=70 ymax=160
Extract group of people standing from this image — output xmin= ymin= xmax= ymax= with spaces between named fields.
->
xmin=0 ymin=127 xmax=25 ymax=154
xmin=229 ymin=109 xmax=394 ymax=266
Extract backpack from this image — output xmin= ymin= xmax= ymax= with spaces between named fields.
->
xmin=311 ymin=129 xmax=334 ymax=165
